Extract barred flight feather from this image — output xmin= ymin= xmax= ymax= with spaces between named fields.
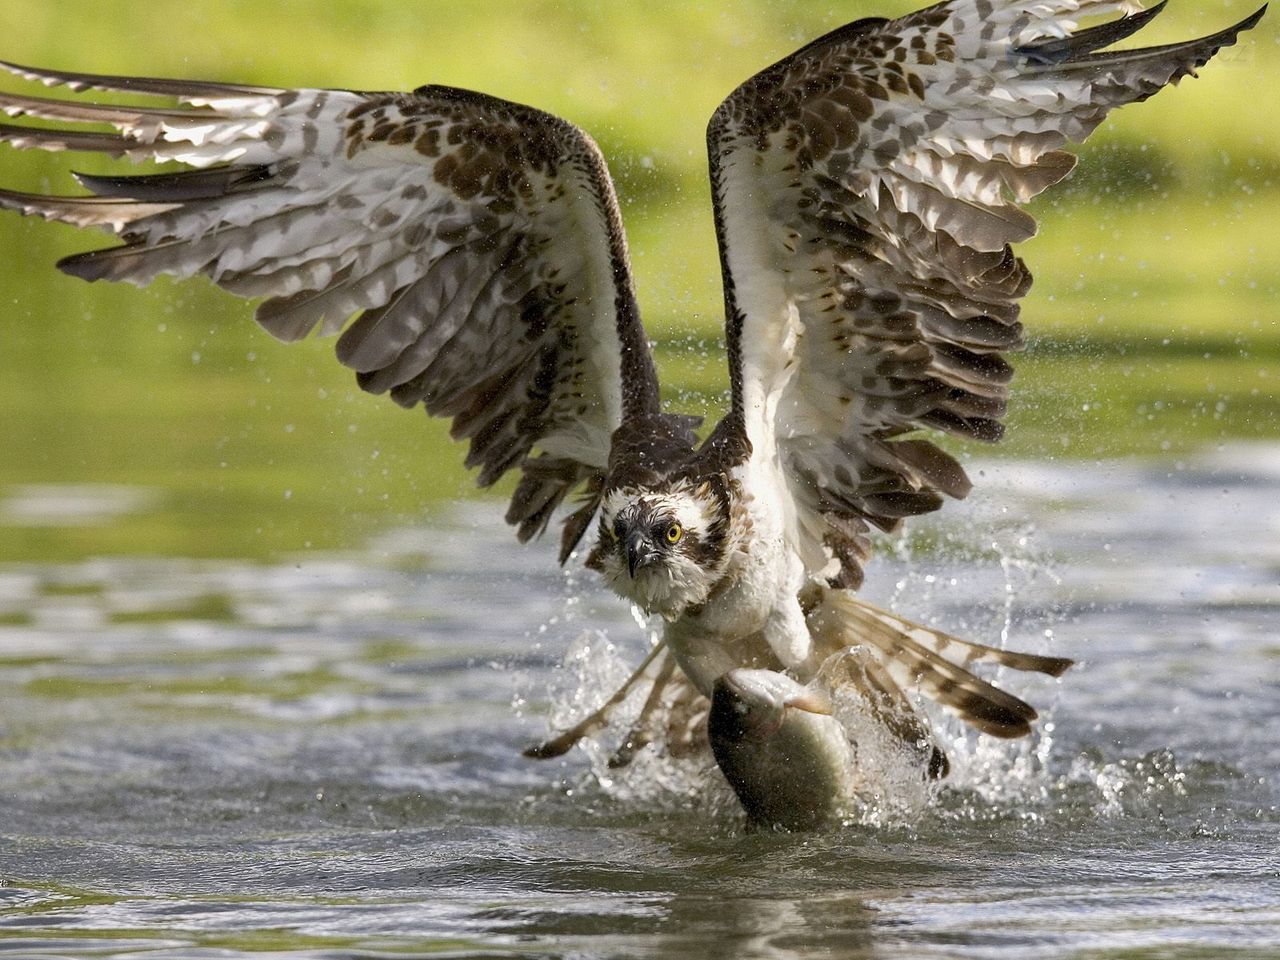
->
xmin=0 ymin=59 xmax=663 ymax=555
xmin=708 ymin=0 xmax=1264 ymax=588
xmin=809 ymin=590 xmax=1073 ymax=739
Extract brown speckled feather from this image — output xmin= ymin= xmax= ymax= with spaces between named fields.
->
xmin=707 ymin=0 xmax=1265 ymax=588
xmin=0 ymin=62 xmax=663 ymax=554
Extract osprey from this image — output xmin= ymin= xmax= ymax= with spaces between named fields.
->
xmin=0 ymin=1 xmax=1263 ymax=817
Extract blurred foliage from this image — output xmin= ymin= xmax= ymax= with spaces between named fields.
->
xmin=0 ymin=0 xmax=1275 ymax=560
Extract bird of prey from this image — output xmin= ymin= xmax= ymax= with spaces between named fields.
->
xmin=0 ymin=1 xmax=1264 ymax=819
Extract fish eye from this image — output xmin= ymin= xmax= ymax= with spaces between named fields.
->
xmin=665 ymin=523 xmax=683 ymax=544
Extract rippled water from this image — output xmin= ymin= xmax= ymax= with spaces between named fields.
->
xmin=2 ymin=448 xmax=1278 ymax=959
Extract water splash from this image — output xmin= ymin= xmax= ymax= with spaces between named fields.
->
xmin=1059 ymin=748 xmax=1193 ymax=819
xmin=538 ymin=627 xmax=730 ymax=814
xmin=529 ymin=510 xmax=1079 ymax=828
xmin=820 ymin=647 xmax=942 ymax=828
xmin=517 ymin=451 xmax=1280 ymax=834
xmin=870 ymin=507 xmax=1075 ymax=819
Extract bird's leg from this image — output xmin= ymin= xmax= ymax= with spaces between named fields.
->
xmin=522 ymin=639 xmax=669 ymax=760
xmin=606 ymin=652 xmax=677 ymax=768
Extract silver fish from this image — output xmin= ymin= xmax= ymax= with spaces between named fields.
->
xmin=708 ymin=669 xmax=859 ymax=831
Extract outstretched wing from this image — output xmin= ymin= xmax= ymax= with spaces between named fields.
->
xmin=0 ymin=62 xmax=661 ymax=559
xmin=707 ymin=0 xmax=1264 ymax=587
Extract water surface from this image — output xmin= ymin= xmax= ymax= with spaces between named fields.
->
xmin=1 ymin=448 xmax=1278 ymax=959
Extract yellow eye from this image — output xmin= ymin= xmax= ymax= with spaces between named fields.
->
xmin=665 ymin=523 xmax=683 ymax=544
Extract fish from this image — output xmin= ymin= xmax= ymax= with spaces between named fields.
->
xmin=707 ymin=668 xmax=860 ymax=831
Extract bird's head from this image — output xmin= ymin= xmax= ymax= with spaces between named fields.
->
xmin=588 ymin=478 xmax=731 ymax=619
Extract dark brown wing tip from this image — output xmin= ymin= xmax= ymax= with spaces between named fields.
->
xmin=1015 ymin=1 xmax=1169 ymax=64
xmin=0 ymin=59 xmax=49 ymax=83
xmin=974 ymin=717 xmax=1035 ymax=740
xmin=73 ymin=166 xmax=274 ymax=202
xmin=1003 ymin=650 xmax=1077 ymax=678
xmin=0 ymin=121 xmax=131 ymax=156
xmin=1199 ymin=3 xmax=1269 ymax=51
xmin=55 ymin=251 xmax=103 ymax=282
xmin=0 ymin=57 xmax=285 ymax=99
xmin=1242 ymin=5 xmax=1269 ymax=32
xmin=557 ymin=498 xmax=601 ymax=566
xmin=956 ymin=693 xmax=1038 ymax=738
xmin=56 ymin=246 xmax=135 ymax=283
xmin=1113 ymin=2 xmax=1266 ymax=61
xmin=522 ymin=740 xmax=571 ymax=760
xmin=1038 ymin=656 xmax=1076 ymax=679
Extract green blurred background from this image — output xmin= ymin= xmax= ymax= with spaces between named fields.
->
xmin=0 ymin=0 xmax=1275 ymax=562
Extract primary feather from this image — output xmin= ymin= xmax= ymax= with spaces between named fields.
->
xmin=0 ymin=63 xmax=665 ymax=552
xmin=708 ymin=0 xmax=1265 ymax=589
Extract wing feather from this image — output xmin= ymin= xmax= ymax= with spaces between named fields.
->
xmin=0 ymin=58 xmax=285 ymax=100
xmin=0 ymin=64 xmax=664 ymax=552
xmin=708 ymin=0 xmax=1264 ymax=587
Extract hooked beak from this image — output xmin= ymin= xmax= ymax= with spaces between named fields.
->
xmin=625 ymin=531 xmax=658 ymax=578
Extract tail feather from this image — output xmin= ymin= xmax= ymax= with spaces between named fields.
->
xmin=809 ymin=589 xmax=1073 ymax=739
xmin=820 ymin=651 xmax=950 ymax=779
xmin=839 ymin=597 xmax=1074 ymax=677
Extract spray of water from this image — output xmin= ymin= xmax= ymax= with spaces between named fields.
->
xmin=521 ymin=481 xmax=1213 ymax=828
xmin=537 ymin=625 xmax=735 ymax=816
